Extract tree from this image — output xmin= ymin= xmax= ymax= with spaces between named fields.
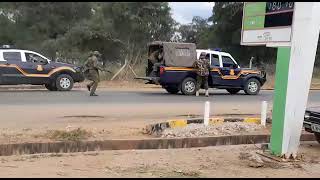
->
xmin=176 ymin=16 xmax=210 ymax=48
xmin=0 ymin=2 xmax=176 ymax=68
xmin=205 ymin=2 xmax=277 ymax=66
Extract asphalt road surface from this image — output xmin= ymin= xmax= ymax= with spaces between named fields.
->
xmin=0 ymin=88 xmax=320 ymax=106
xmin=1 ymin=88 xmax=320 ymax=129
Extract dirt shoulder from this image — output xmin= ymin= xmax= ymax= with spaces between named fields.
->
xmin=0 ymin=114 xmax=268 ymax=145
xmin=0 ymin=142 xmax=319 ymax=177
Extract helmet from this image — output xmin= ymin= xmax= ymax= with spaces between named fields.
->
xmin=93 ymin=51 xmax=101 ymax=57
xmin=199 ymin=52 xmax=207 ymax=59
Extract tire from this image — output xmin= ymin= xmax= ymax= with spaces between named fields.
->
xmin=45 ymin=83 xmax=57 ymax=91
xmin=181 ymin=77 xmax=197 ymax=95
xmin=314 ymin=132 xmax=320 ymax=144
xmin=55 ymin=74 xmax=74 ymax=91
xmin=165 ymin=86 xmax=180 ymax=94
xmin=244 ymin=78 xmax=261 ymax=95
xmin=226 ymin=88 xmax=241 ymax=95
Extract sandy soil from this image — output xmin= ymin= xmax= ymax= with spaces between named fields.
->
xmin=0 ymin=142 xmax=319 ymax=177
xmin=0 ymin=113 xmax=270 ymax=144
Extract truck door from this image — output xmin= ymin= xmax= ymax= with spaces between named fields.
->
xmin=218 ymin=55 xmax=242 ymax=86
xmin=23 ymin=52 xmax=52 ymax=84
xmin=209 ymin=53 xmax=221 ymax=86
xmin=0 ymin=51 xmax=28 ymax=85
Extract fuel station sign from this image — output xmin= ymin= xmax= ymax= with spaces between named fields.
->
xmin=241 ymin=2 xmax=294 ymax=45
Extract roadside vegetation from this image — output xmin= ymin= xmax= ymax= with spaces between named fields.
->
xmin=0 ymin=2 xmax=319 ymax=82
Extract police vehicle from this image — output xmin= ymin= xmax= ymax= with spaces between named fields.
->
xmin=137 ymin=41 xmax=266 ymax=95
xmin=304 ymin=107 xmax=320 ymax=144
xmin=0 ymin=45 xmax=84 ymax=91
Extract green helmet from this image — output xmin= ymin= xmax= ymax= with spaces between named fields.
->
xmin=93 ymin=51 xmax=101 ymax=57
xmin=199 ymin=52 xmax=207 ymax=59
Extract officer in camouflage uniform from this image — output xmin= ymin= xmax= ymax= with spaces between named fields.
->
xmin=83 ymin=51 xmax=103 ymax=96
xmin=148 ymin=48 xmax=164 ymax=77
xmin=193 ymin=52 xmax=211 ymax=97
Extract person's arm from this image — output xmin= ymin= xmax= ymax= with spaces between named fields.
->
xmin=207 ymin=60 xmax=211 ymax=72
xmin=193 ymin=60 xmax=198 ymax=69
xmin=83 ymin=59 xmax=90 ymax=72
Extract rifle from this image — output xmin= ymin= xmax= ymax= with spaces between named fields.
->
xmin=100 ymin=68 xmax=112 ymax=74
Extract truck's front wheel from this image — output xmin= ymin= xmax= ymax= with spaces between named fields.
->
xmin=165 ymin=86 xmax=180 ymax=94
xmin=181 ymin=77 xmax=196 ymax=95
xmin=55 ymin=74 xmax=74 ymax=91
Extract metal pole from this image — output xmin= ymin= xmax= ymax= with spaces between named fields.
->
xmin=204 ymin=101 xmax=210 ymax=126
xmin=261 ymin=101 xmax=268 ymax=127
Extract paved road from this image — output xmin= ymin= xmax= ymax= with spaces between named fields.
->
xmin=0 ymin=88 xmax=320 ymax=106
xmin=1 ymin=88 xmax=320 ymax=129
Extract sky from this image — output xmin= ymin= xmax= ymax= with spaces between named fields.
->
xmin=169 ymin=2 xmax=215 ymax=24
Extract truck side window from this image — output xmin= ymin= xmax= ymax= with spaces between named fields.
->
xmin=3 ymin=52 xmax=21 ymax=62
xmin=26 ymin=53 xmax=47 ymax=64
xmin=222 ymin=56 xmax=236 ymax=68
xmin=211 ymin=54 xmax=220 ymax=67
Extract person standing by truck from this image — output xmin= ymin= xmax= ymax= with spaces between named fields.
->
xmin=193 ymin=52 xmax=211 ymax=97
xmin=148 ymin=47 xmax=164 ymax=77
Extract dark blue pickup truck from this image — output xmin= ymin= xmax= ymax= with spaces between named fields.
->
xmin=0 ymin=47 xmax=84 ymax=91
xmin=136 ymin=42 xmax=266 ymax=95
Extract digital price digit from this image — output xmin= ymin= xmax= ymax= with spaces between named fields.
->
xmin=266 ymin=2 xmax=294 ymax=13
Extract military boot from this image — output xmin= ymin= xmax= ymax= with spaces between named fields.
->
xmin=196 ymin=90 xmax=199 ymax=97
xmin=205 ymin=90 xmax=209 ymax=97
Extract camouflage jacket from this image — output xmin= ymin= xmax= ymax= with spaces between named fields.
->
xmin=83 ymin=55 xmax=103 ymax=72
xmin=193 ymin=58 xmax=211 ymax=76
xmin=149 ymin=50 xmax=164 ymax=64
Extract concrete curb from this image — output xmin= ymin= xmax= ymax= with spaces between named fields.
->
xmin=144 ymin=117 xmax=270 ymax=136
xmin=0 ymin=134 xmax=314 ymax=156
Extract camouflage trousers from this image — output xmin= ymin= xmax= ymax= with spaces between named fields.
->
xmin=88 ymin=80 xmax=99 ymax=96
xmin=150 ymin=62 xmax=162 ymax=77
xmin=196 ymin=75 xmax=209 ymax=91
xmin=85 ymin=70 xmax=100 ymax=96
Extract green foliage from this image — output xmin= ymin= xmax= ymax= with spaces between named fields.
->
xmin=0 ymin=2 xmax=175 ymax=65
xmin=176 ymin=16 xmax=209 ymax=48
xmin=1 ymin=2 xmax=318 ymax=69
xmin=205 ymin=2 xmax=277 ymax=66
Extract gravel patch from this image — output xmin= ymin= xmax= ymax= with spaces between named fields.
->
xmin=161 ymin=122 xmax=264 ymax=138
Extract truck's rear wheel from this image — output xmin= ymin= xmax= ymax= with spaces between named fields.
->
xmin=244 ymin=78 xmax=261 ymax=95
xmin=314 ymin=132 xmax=320 ymax=144
xmin=226 ymin=88 xmax=241 ymax=95
xmin=55 ymin=74 xmax=74 ymax=91
xmin=165 ymin=86 xmax=180 ymax=94
xmin=181 ymin=77 xmax=196 ymax=95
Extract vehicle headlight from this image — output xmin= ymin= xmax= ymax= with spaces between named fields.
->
xmin=304 ymin=112 xmax=311 ymax=120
